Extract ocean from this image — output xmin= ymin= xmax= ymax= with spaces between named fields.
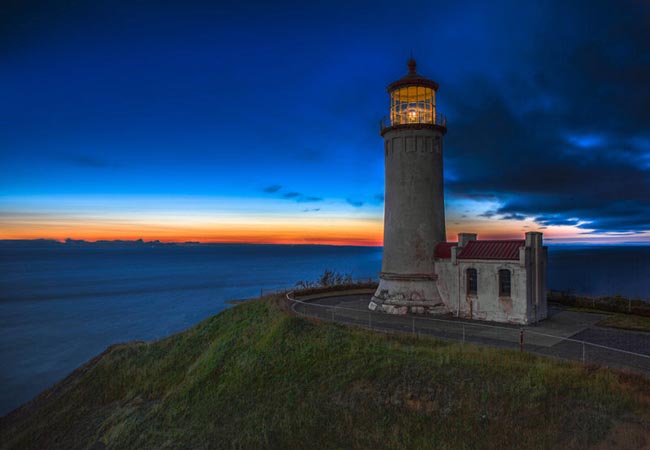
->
xmin=0 ymin=243 xmax=649 ymax=415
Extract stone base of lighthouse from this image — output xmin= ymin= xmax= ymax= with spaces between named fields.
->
xmin=369 ymin=272 xmax=448 ymax=315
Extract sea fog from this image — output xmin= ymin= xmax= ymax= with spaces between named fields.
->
xmin=0 ymin=242 xmax=649 ymax=415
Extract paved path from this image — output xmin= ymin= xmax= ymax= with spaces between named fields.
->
xmin=290 ymin=292 xmax=650 ymax=375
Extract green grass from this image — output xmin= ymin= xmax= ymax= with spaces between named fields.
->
xmin=1 ymin=295 xmax=650 ymax=450
xmin=548 ymin=290 xmax=650 ymax=317
xmin=562 ymin=304 xmax=650 ymax=332
xmin=566 ymin=305 xmax=615 ymax=315
xmin=598 ymin=314 xmax=650 ymax=333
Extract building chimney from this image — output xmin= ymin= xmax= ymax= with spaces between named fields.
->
xmin=525 ymin=232 xmax=543 ymax=248
xmin=451 ymin=245 xmax=460 ymax=264
xmin=458 ymin=233 xmax=477 ymax=248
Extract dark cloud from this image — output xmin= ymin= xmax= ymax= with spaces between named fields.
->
xmin=343 ymin=195 xmax=383 ymax=208
xmin=263 ymin=184 xmax=282 ymax=193
xmin=501 ymin=212 xmax=527 ymax=221
xmin=263 ymin=186 xmax=322 ymax=203
xmin=264 ymin=185 xmax=323 ymax=203
xmin=444 ymin=0 xmax=650 ymax=234
xmin=346 ymin=198 xmax=364 ymax=208
xmin=535 ymin=216 xmax=581 ymax=227
xmin=298 ymin=196 xmax=323 ymax=202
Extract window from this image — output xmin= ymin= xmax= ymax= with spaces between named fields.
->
xmin=499 ymin=269 xmax=511 ymax=297
xmin=390 ymin=86 xmax=435 ymax=125
xmin=466 ymin=268 xmax=477 ymax=296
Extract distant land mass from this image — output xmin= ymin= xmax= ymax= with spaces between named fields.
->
xmin=2 ymin=239 xmax=650 ymax=250
xmin=0 ymin=239 xmax=205 ymax=248
xmin=0 ymin=239 xmax=379 ymax=249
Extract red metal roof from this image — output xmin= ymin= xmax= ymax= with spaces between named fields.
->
xmin=457 ymin=240 xmax=525 ymax=261
xmin=434 ymin=242 xmax=458 ymax=258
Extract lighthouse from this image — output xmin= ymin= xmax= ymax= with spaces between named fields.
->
xmin=369 ymin=58 xmax=448 ymax=315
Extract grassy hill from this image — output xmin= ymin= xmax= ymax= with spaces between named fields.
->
xmin=1 ymin=295 xmax=650 ymax=449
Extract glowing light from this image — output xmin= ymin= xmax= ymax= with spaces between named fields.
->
xmin=390 ymin=85 xmax=436 ymax=125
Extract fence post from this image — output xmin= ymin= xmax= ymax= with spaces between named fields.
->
xmin=628 ymin=298 xmax=632 ymax=313
xmin=582 ymin=342 xmax=586 ymax=364
xmin=520 ymin=329 xmax=524 ymax=352
xmin=412 ymin=317 xmax=415 ymax=336
xmin=331 ymin=307 xmax=335 ymax=322
xmin=369 ymin=312 xmax=372 ymax=330
xmin=462 ymin=325 xmax=465 ymax=345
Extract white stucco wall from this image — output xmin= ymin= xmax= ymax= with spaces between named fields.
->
xmin=435 ymin=234 xmax=548 ymax=325
xmin=436 ymin=259 xmax=529 ymax=323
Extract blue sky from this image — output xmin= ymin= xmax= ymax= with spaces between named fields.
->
xmin=1 ymin=0 xmax=649 ymax=244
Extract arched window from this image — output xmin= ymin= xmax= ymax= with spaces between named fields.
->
xmin=499 ymin=269 xmax=511 ymax=297
xmin=466 ymin=268 xmax=477 ymax=296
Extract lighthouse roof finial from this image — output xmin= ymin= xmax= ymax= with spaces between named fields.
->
xmin=386 ymin=55 xmax=439 ymax=92
xmin=407 ymin=52 xmax=416 ymax=74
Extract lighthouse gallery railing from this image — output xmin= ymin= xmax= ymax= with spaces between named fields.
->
xmin=380 ymin=112 xmax=447 ymax=132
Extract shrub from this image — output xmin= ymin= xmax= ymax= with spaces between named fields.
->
xmin=295 ymin=269 xmax=355 ymax=289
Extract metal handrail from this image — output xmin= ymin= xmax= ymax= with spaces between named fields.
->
xmin=380 ymin=113 xmax=447 ymax=131
xmin=285 ymin=291 xmax=650 ymax=371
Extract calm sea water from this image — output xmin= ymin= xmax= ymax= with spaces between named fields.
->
xmin=0 ymin=243 xmax=648 ymax=415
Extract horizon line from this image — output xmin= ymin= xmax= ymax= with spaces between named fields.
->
xmin=2 ymin=238 xmax=650 ymax=247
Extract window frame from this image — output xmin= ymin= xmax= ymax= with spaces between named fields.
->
xmin=498 ymin=269 xmax=512 ymax=297
xmin=466 ymin=268 xmax=478 ymax=296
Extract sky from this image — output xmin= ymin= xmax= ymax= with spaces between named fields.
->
xmin=1 ymin=0 xmax=649 ymax=245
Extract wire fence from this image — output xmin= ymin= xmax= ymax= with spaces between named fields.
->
xmin=286 ymin=291 xmax=650 ymax=376
xmin=548 ymin=289 xmax=650 ymax=316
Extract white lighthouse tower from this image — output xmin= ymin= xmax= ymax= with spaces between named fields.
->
xmin=369 ymin=58 xmax=448 ymax=315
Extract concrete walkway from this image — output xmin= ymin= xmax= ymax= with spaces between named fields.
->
xmin=290 ymin=292 xmax=650 ymax=375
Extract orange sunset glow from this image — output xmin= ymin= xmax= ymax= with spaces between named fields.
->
xmin=0 ymin=212 xmax=383 ymax=246
xmin=2 ymin=207 xmax=630 ymax=246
